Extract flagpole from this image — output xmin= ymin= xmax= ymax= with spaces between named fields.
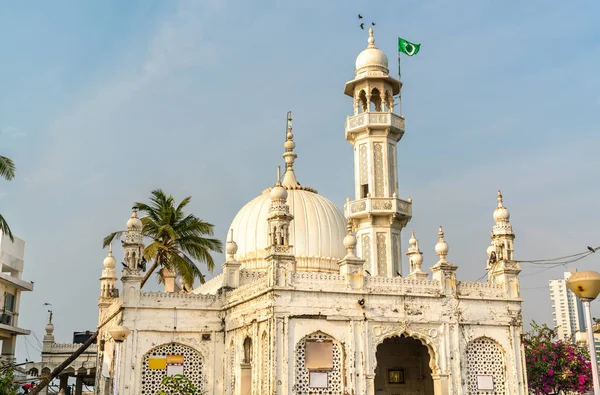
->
xmin=397 ymin=50 xmax=403 ymax=117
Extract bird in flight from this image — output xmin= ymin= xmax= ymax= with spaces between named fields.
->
xmin=43 ymin=303 xmax=51 ymax=306
xmin=372 ymin=22 xmax=376 ymax=26
xmin=358 ymin=14 xmax=363 ymax=19
xmin=588 ymin=246 xmax=597 ymax=253
xmin=360 ymin=23 xmax=365 ymax=30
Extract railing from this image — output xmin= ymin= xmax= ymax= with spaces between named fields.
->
xmin=346 ymin=112 xmax=405 ymax=133
xmin=345 ymin=197 xmax=411 ymax=219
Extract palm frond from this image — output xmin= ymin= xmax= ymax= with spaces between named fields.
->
xmin=0 ymin=156 xmax=16 ymax=181
xmin=0 ymin=213 xmax=14 ymax=242
xmin=102 ymin=230 xmax=126 ymax=248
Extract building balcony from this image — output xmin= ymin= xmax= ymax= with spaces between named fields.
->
xmin=0 ymin=313 xmax=30 ymax=336
xmin=0 ymin=273 xmax=33 ymax=291
xmin=345 ymin=112 xmax=405 ymax=138
xmin=345 ymin=197 xmax=412 ymax=221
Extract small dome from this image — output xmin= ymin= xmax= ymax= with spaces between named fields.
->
xmin=270 ymin=185 xmax=288 ymax=201
xmin=355 ymin=28 xmax=389 ymax=75
xmin=45 ymin=322 xmax=54 ymax=335
xmin=493 ymin=190 xmax=510 ymax=222
xmin=126 ymin=210 xmax=143 ymax=231
xmin=103 ymin=244 xmax=116 ymax=268
xmin=486 ymin=243 xmax=495 ymax=256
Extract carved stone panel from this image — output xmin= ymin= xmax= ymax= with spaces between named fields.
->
xmin=376 ymin=233 xmax=387 ymax=277
xmin=374 ymin=143 xmax=384 ymax=197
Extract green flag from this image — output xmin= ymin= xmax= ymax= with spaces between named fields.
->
xmin=398 ymin=38 xmax=420 ymax=56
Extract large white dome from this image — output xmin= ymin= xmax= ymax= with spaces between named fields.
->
xmin=229 ymin=185 xmax=347 ymax=273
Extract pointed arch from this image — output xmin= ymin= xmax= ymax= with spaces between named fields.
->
xmin=358 ymin=90 xmax=368 ymax=113
xmin=141 ymin=342 xmax=204 ymax=394
xmin=371 ymin=327 xmax=440 ymax=375
xmin=370 ymin=87 xmax=382 ymax=112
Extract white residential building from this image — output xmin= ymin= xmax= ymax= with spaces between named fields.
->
xmin=0 ymin=232 xmax=33 ymax=360
xmin=549 ymin=269 xmax=585 ymax=341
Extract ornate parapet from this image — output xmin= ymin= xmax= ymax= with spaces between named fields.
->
xmin=345 ymin=112 xmax=405 ymax=134
xmin=226 ymin=277 xmax=270 ymax=305
xmin=366 ymin=277 xmax=441 ymax=296
xmin=345 ymin=197 xmax=411 ymax=219
xmin=456 ymin=281 xmax=505 ymax=299
xmin=239 ymin=270 xmax=267 ymax=286
xmin=138 ymin=291 xmax=220 ymax=308
xmin=291 ymin=272 xmax=348 ymax=291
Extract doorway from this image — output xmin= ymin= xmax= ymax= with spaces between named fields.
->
xmin=374 ymin=335 xmax=434 ymax=395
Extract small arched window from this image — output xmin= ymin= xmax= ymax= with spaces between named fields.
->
xmin=243 ymin=337 xmax=253 ymax=364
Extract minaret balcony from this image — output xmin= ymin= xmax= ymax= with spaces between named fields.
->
xmin=345 ymin=112 xmax=405 ymax=140
xmin=344 ymin=197 xmax=412 ymax=221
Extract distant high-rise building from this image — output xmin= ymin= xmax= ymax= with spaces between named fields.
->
xmin=549 ymin=269 xmax=585 ymax=341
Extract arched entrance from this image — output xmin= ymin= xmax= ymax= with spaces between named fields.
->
xmin=374 ymin=335 xmax=434 ymax=395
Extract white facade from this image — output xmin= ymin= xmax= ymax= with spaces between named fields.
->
xmin=0 ymin=232 xmax=33 ymax=361
xmin=95 ymin=29 xmax=529 ymax=395
xmin=549 ymin=269 xmax=585 ymax=341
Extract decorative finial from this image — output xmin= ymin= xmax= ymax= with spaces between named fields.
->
xmin=108 ymin=243 xmax=113 ymax=256
xmin=497 ymin=190 xmax=504 ymax=207
xmin=282 ymin=111 xmax=299 ymax=187
xmin=343 ymin=221 xmax=357 ymax=257
xmin=435 ymin=226 xmax=449 ymax=262
xmin=226 ymin=229 xmax=238 ymax=260
xmin=276 ymin=166 xmax=281 ymax=186
xmin=368 ymin=27 xmax=375 ymax=47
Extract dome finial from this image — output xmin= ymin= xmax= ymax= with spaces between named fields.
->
xmin=435 ymin=226 xmax=450 ymax=263
xmin=276 ymin=166 xmax=281 ymax=186
xmin=282 ymin=111 xmax=299 ymax=187
xmin=497 ymin=190 xmax=504 ymax=207
xmin=343 ymin=220 xmax=357 ymax=257
xmin=368 ymin=27 xmax=375 ymax=47
xmin=226 ymin=229 xmax=238 ymax=260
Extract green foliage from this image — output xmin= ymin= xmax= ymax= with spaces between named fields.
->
xmin=0 ymin=364 xmax=21 ymax=395
xmin=155 ymin=374 xmax=198 ymax=395
xmin=524 ymin=321 xmax=592 ymax=395
xmin=103 ymin=189 xmax=223 ymax=288
xmin=0 ymin=155 xmax=15 ymax=242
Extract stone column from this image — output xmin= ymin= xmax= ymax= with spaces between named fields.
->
xmin=365 ymin=373 xmax=375 ymax=395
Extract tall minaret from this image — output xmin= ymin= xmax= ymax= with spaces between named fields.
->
xmin=487 ymin=190 xmax=521 ymax=298
xmin=344 ymin=28 xmax=412 ymax=277
xmin=98 ymin=243 xmax=118 ymax=311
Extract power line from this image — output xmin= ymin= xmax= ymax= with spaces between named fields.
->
xmin=516 ymin=245 xmax=599 ymax=264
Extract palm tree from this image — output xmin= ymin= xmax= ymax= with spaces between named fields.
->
xmin=0 ymin=155 xmax=15 ymax=242
xmin=103 ymin=189 xmax=223 ymax=289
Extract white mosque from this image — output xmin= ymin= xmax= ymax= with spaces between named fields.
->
xmin=93 ymin=29 xmax=529 ymax=395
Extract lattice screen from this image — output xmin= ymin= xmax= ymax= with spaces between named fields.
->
xmin=295 ymin=332 xmax=343 ymax=394
xmin=141 ymin=343 xmax=204 ymax=394
xmin=466 ymin=337 xmax=506 ymax=395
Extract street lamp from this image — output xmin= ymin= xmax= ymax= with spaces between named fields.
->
xmin=567 ymin=271 xmax=600 ymax=395
xmin=108 ymin=325 xmax=131 ymax=395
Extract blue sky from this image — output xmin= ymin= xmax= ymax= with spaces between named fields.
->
xmin=1 ymin=0 xmax=599 ymax=362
